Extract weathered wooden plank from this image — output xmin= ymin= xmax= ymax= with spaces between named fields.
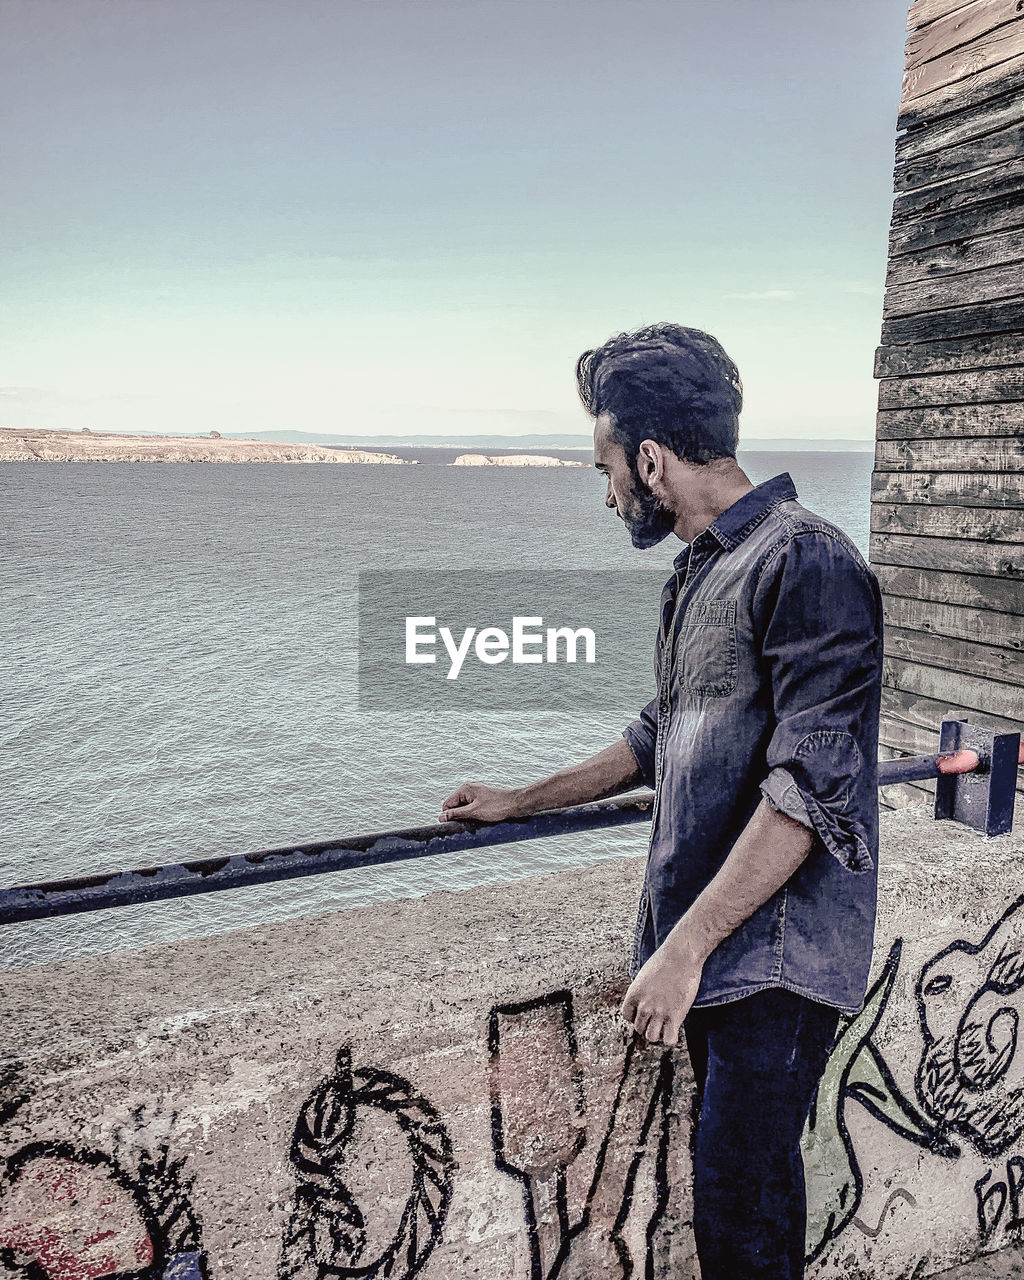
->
xmin=886 ymin=226 xmax=1024 ymax=286
xmin=883 ymin=259 xmax=1024 ymax=317
xmin=882 ymin=683 xmax=1024 ymax=738
xmin=906 ymin=3 xmax=1023 ymax=73
xmin=872 ymin=468 xmax=1024 ymax=507
xmin=885 ymin=654 xmax=1024 ymax=720
xmin=876 ymin=403 xmax=1024 ymax=437
xmin=876 ymin=436 xmax=1024 ymax=473
xmin=902 ymin=28 xmax=1024 ymax=115
xmin=878 ymin=593 xmax=1024 ymax=650
xmin=900 ymin=54 xmax=1024 ymax=129
xmin=892 ymin=155 xmax=1024 ymax=228
xmin=877 ymin=369 xmax=1024 ymax=408
xmin=872 ymin=529 xmax=1024 ymax=576
xmin=881 ymin=297 xmax=1024 ymax=346
xmin=875 ymin=335 xmax=1024 ymax=378
xmin=908 ymin=0 xmax=995 ymax=29
xmin=896 ymin=80 xmax=1024 ymax=163
xmin=874 ymin=531 xmax=1024 ymax=582
xmin=895 ymin=114 xmax=1024 ymax=195
xmin=909 ymin=0 xmax=988 ymax=32
xmin=872 ymin=499 xmax=1024 ymax=541
xmin=880 ymin=719 xmax=944 ymax=762
xmin=886 ymin=623 xmax=1024 ymax=686
xmin=881 ymin=593 xmax=1024 ymax=648
xmin=876 ymin=561 xmax=1024 ymax=611
xmin=889 ymin=192 xmax=1024 ymax=258
xmin=880 ymin=734 xmax=921 ymax=771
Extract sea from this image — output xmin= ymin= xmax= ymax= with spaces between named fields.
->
xmin=0 ymin=448 xmax=874 ymax=968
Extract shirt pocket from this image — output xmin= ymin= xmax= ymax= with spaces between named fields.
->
xmin=676 ymin=597 xmax=738 ymax=697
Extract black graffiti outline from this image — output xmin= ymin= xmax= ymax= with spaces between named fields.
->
xmin=915 ymin=893 xmax=1024 ymax=1159
xmin=0 ymin=1064 xmax=28 ymax=1130
xmin=488 ymin=990 xmax=586 ymax=1280
xmin=0 ymin=1138 xmax=204 ymax=1280
xmin=804 ymin=941 xmax=958 ymax=1265
xmin=547 ymin=1038 xmax=674 ymax=1280
xmin=851 ymin=1188 xmax=918 ymax=1239
xmin=279 ymin=1047 xmax=455 ymax=1280
xmin=974 ymin=1156 xmax=1024 ymax=1244
xmin=489 ymin=990 xmax=675 ymax=1279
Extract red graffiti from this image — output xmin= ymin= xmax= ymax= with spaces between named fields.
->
xmin=0 ymin=1154 xmax=154 ymax=1280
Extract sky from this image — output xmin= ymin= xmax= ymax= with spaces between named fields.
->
xmin=1 ymin=0 xmax=911 ymax=442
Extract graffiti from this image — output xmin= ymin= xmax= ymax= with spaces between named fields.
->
xmin=489 ymin=990 xmax=675 ymax=1279
xmin=488 ymin=992 xmax=585 ymax=1278
xmin=5 ymin=896 xmax=1024 ymax=1279
xmin=804 ymin=898 xmax=1024 ymax=1265
xmin=803 ymin=941 xmax=958 ymax=1263
xmin=849 ymin=1188 xmax=917 ymax=1240
xmin=916 ymin=893 xmax=1024 ymax=1158
xmin=0 ymin=1136 xmax=205 ymax=1280
xmin=278 ymin=1047 xmax=455 ymax=1280
xmin=975 ymin=1157 xmax=1024 ymax=1243
xmin=0 ymin=1068 xmax=28 ymax=1131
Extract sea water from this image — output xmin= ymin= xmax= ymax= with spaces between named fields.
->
xmin=0 ymin=450 xmax=873 ymax=967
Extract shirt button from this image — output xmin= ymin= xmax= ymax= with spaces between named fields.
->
xmin=659 ymin=699 xmax=670 ymax=715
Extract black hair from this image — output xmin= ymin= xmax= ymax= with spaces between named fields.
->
xmin=576 ymin=322 xmax=743 ymax=470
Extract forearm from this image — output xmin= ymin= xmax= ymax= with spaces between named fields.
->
xmin=511 ymin=737 xmax=643 ymax=816
xmin=620 ymin=797 xmax=816 ymax=1044
xmin=667 ymin=797 xmax=815 ymax=964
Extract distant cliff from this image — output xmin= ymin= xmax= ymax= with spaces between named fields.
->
xmin=0 ymin=427 xmax=415 ymax=464
xmin=450 ymin=453 xmax=585 ymax=467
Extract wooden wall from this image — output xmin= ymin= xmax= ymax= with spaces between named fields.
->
xmin=872 ymin=0 xmax=1024 ymax=807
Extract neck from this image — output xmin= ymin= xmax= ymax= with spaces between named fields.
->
xmin=669 ymin=459 xmax=754 ymax=544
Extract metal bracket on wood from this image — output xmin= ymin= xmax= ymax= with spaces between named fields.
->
xmin=934 ymin=718 xmax=1021 ymax=838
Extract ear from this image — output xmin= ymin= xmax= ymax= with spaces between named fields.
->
xmin=637 ymin=440 xmax=662 ymax=486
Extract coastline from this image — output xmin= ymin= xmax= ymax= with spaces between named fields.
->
xmin=0 ymin=427 xmax=415 ymax=464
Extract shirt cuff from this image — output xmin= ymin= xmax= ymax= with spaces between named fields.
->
xmin=623 ymin=722 xmax=656 ymax=790
xmin=760 ymin=766 xmax=814 ymax=831
xmin=759 ymin=729 xmax=875 ymax=874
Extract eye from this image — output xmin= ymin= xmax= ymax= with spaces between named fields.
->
xmin=924 ymin=974 xmax=953 ymax=997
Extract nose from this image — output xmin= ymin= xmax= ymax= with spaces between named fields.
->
xmin=604 ymin=478 xmax=616 ymax=509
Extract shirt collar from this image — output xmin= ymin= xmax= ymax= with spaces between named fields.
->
xmin=674 ymin=472 xmax=798 ymax=565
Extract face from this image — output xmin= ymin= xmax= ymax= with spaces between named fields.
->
xmin=593 ymin=414 xmax=676 ymax=550
xmin=0 ymin=1155 xmax=154 ymax=1280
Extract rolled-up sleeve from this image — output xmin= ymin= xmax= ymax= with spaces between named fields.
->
xmin=754 ymin=530 xmax=883 ymax=874
xmin=623 ymin=695 xmax=659 ymax=789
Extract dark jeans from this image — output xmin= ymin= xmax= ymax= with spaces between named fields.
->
xmin=684 ymin=987 xmax=840 ymax=1280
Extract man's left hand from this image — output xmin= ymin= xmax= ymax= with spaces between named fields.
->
xmin=620 ymin=939 xmax=704 ymax=1046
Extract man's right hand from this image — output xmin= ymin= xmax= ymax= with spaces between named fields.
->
xmin=438 ymin=739 xmax=642 ymax=827
xmin=439 ymin=783 xmax=523 ymax=824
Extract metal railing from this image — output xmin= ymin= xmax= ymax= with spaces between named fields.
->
xmin=1 ymin=718 xmax=1020 ymax=926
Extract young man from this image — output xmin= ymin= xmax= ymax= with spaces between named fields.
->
xmin=440 ymin=323 xmax=883 ymax=1279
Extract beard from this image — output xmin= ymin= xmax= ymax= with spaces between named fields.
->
xmin=623 ymin=483 xmax=676 ymax=549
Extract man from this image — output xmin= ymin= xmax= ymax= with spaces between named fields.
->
xmin=439 ymin=323 xmax=883 ymax=1279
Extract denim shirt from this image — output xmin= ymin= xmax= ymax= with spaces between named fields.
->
xmin=622 ymin=473 xmax=883 ymax=1015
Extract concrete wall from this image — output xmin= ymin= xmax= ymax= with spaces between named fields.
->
xmin=2 ymin=804 xmax=1024 ymax=1280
